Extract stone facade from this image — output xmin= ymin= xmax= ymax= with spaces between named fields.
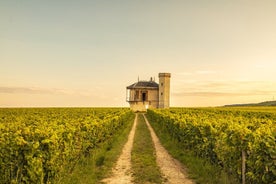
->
xmin=158 ymin=73 xmax=171 ymax=108
xmin=126 ymin=73 xmax=171 ymax=111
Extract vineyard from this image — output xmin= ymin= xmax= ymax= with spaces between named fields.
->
xmin=1 ymin=107 xmax=275 ymax=184
xmin=147 ymin=107 xmax=276 ymax=184
xmin=0 ymin=108 xmax=132 ymax=184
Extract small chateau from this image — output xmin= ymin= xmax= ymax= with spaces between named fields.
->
xmin=126 ymin=73 xmax=171 ymax=111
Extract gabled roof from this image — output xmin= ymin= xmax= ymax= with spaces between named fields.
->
xmin=127 ymin=80 xmax=159 ymax=89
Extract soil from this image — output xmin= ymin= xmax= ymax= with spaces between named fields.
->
xmin=102 ymin=114 xmax=137 ymax=184
xmin=143 ymin=114 xmax=195 ymax=184
xmin=103 ymin=113 xmax=194 ymax=184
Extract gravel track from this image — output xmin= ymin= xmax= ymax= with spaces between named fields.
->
xmin=102 ymin=114 xmax=137 ymax=184
xmin=103 ymin=113 xmax=194 ymax=184
xmin=143 ymin=114 xmax=194 ymax=184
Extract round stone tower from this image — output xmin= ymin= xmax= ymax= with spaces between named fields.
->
xmin=158 ymin=73 xmax=171 ymax=108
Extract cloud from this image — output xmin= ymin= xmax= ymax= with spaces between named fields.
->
xmin=173 ymin=80 xmax=276 ymax=97
xmin=176 ymin=72 xmax=193 ymax=76
xmin=0 ymin=87 xmax=58 ymax=94
xmin=0 ymin=86 xmax=86 ymax=96
xmin=176 ymin=70 xmax=217 ymax=76
xmin=195 ymin=70 xmax=217 ymax=75
xmin=173 ymin=90 xmax=276 ymax=97
xmin=0 ymin=86 xmax=109 ymax=98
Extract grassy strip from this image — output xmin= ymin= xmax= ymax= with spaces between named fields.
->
xmin=131 ymin=113 xmax=163 ymax=184
xmin=60 ymin=112 xmax=135 ymax=184
xmin=146 ymin=114 xmax=239 ymax=184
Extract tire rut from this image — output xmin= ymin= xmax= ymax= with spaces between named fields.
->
xmin=143 ymin=114 xmax=195 ymax=184
xmin=103 ymin=113 xmax=194 ymax=184
xmin=102 ymin=114 xmax=137 ymax=184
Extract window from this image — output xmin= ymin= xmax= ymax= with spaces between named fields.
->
xmin=161 ymin=83 xmax=163 ymax=86
xmin=161 ymin=92 xmax=163 ymax=96
xmin=135 ymin=90 xmax=139 ymax=100
xmin=142 ymin=92 xmax=147 ymax=101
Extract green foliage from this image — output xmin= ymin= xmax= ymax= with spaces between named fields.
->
xmin=0 ymin=108 xmax=132 ymax=183
xmin=147 ymin=107 xmax=276 ymax=184
xmin=148 ymin=120 xmax=238 ymax=184
xmin=131 ymin=114 xmax=163 ymax=184
xmin=60 ymin=112 xmax=135 ymax=184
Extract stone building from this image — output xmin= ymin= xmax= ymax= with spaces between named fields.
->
xmin=126 ymin=73 xmax=171 ymax=111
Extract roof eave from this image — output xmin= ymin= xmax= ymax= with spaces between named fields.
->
xmin=126 ymin=86 xmax=159 ymax=90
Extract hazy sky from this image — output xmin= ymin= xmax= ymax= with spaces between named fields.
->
xmin=1 ymin=0 xmax=276 ymax=107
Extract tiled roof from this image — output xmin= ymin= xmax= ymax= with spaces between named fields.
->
xmin=126 ymin=81 xmax=159 ymax=89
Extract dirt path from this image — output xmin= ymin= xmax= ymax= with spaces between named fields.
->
xmin=102 ymin=114 xmax=137 ymax=184
xmin=103 ymin=113 xmax=194 ymax=184
xmin=143 ymin=114 xmax=195 ymax=184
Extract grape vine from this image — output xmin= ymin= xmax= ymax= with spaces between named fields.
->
xmin=147 ymin=107 xmax=276 ymax=184
xmin=0 ymin=108 xmax=132 ymax=183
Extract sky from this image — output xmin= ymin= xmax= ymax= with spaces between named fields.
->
xmin=1 ymin=0 xmax=276 ymax=107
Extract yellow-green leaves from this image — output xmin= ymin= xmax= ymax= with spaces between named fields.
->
xmin=0 ymin=108 xmax=131 ymax=184
xmin=147 ymin=107 xmax=276 ymax=184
